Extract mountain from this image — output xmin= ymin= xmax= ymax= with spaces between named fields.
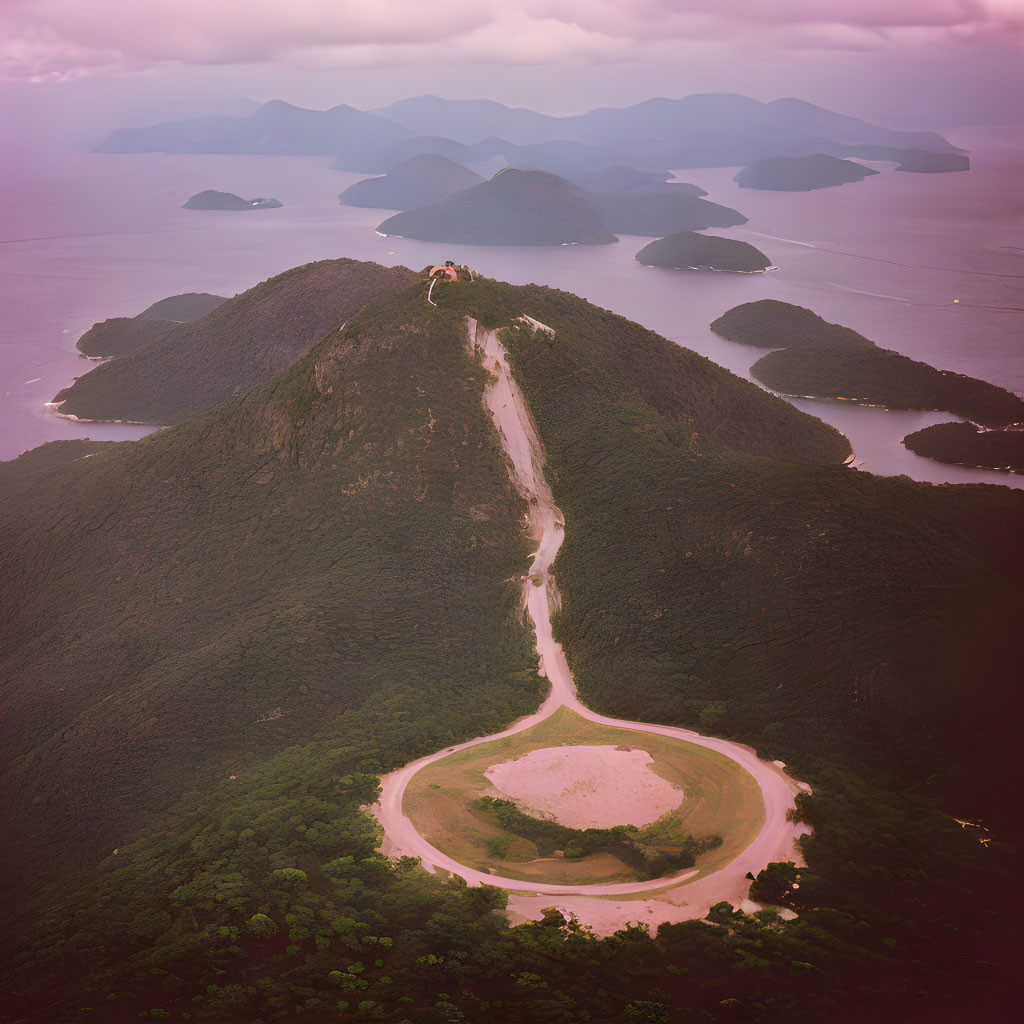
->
xmin=94 ymin=100 xmax=410 ymax=155
xmin=97 ymin=94 xmax=960 ymax=169
xmin=711 ymin=299 xmax=874 ymax=348
xmin=329 ymin=134 xmax=477 ymax=173
xmin=370 ymin=94 xmax=564 ymax=145
xmin=2 ymin=269 xmax=1022 ymax=1022
xmin=53 ymin=259 xmax=418 ymax=424
xmin=182 ymin=190 xmax=282 ymax=210
xmin=735 ymin=154 xmax=879 ymax=191
xmin=377 ymin=168 xmax=618 ymax=246
xmin=636 ymin=231 xmax=772 ymax=272
xmin=368 ymin=92 xmax=958 ymax=152
xmin=338 ymin=153 xmax=484 ymax=211
xmin=592 ymin=190 xmax=747 ymax=236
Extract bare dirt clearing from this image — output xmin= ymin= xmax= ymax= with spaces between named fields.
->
xmin=485 ymin=745 xmax=684 ymax=829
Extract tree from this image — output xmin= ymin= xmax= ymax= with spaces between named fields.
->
xmin=248 ymin=913 xmax=278 ymax=938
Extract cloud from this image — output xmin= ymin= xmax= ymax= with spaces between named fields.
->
xmin=1 ymin=0 xmax=1021 ymax=81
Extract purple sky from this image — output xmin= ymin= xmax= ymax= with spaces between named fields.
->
xmin=1 ymin=1 xmax=1022 ymax=144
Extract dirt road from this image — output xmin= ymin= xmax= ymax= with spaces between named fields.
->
xmin=373 ymin=318 xmax=808 ymax=934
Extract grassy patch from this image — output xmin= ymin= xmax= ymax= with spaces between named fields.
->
xmin=405 ymin=706 xmax=762 ymax=885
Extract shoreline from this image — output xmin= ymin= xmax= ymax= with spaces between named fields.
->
xmin=44 ymin=399 xmax=157 ymax=428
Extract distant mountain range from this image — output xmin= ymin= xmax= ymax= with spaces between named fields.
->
xmin=94 ymin=99 xmax=408 ymax=155
xmin=94 ymin=93 xmax=964 ymax=176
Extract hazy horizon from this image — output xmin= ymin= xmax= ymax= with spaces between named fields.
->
xmin=3 ymin=1 xmax=1023 ymax=156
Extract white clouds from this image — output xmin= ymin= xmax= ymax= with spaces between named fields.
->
xmin=1 ymin=0 xmax=1021 ymax=81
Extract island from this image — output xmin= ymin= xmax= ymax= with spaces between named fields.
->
xmin=892 ymin=149 xmax=970 ymax=174
xmin=750 ymin=339 xmax=1024 ymax=427
xmin=377 ymin=168 xmax=618 ymax=246
xmin=181 ymin=190 xmax=283 ymax=210
xmin=636 ymin=231 xmax=771 ymax=272
xmin=903 ymin=422 xmax=1024 ymax=473
xmin=338 ymin=153 xmax=484 ymax=211
xmin=591 ymin=190 xmax=747 ymax=236
xmin=571 ymin=166 xmax=695 ymax=194
xmin=734 ymin=154 xmax=879 ymax=191
xmin=710 ymin=299 xmax=873 ymax=348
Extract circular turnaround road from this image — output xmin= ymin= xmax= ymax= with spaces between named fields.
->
xmin=373 ymin=319 xmax=808 ymax=932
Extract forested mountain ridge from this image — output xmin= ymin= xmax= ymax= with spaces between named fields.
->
xmin=3 ymin=272 xmax=1021 ymax=1022
xmin=53 ymin=259 xmax=419 ymax=424
xmin=2 ymin=278 xmax=540 ymax=929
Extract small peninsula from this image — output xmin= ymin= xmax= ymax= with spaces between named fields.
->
xmin=76 ymin=316 xmax=177 ymax=359
xmin=636 ymin=231 xmax=771 ymax=272
xmin=138 ymin=292 xmax=227 ymax=321
xmin=338 ymin=153 xmax=484 ymax=210
xmin=735 ymin=154 xmax=879 ymax=191
xmin=377 ymin=168 xmax=617 ymax=246
xmin=181 ymin=190 xmax=283 ymax=210
xmin=711 ymin=299 xmax=873 ymax=348
xmin=76 ymin=292 xmax=228 ymax=358
xmin=903 ymin=422 xmax=1024 ymax=474
xmin=0 ymin=439 xmax=117 ymax=487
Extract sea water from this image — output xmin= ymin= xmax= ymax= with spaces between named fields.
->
xmin=1 ymin=126 xmax=1021 ymax=488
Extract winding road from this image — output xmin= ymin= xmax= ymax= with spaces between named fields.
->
xmin=373 ymin=317 xmax=809 ymax=933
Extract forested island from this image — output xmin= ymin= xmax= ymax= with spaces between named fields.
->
xmin=4 ymin=265 xmax=1021 ymax=1023
xmin=377 ymin=168 xmax=617 ymax=245
xmin=711 ymin=298 xmax=876 ymax=348
xmin=569 ymin=165 xmax=684 ymax=193
xmin=591 ymin=189 xmax=747 ymax=236
xmin=735 ymin=153 xmax=879 ymax=191
xmin=893 ymin=149 xmax=971 ymax=173
xmin=636 ymin=231 xmax=771 ymax=272
xmin=713 ymin=298 xmax=1024 ymax=427
xmin=375 ymin=167 xmax=745 ymax=244
xmin=182 ymin=190 xmax=283 ymax=210
xmin=750 ymin=340 xmax=1024 ymax=427
xmin=904 ymin=421 xmax=1024 ymax=473
xmin=338 ymin=153 xmax=484 ymax=210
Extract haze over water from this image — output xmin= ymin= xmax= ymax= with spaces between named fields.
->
xmin=1 ymin=124 xmax=1021 ymax=489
